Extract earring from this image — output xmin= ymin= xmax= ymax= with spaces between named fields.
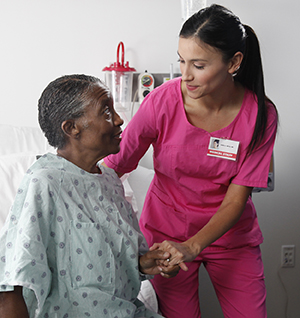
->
xmin=233 ymin=66 xmax=240 ymax=77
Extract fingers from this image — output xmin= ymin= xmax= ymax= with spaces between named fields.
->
xmin=149 ymin=242 xmax=161 ymax=251
xmin=150 ymin=249 xmax=170 ymax=260
xmin=163 ymin=257 xmax=189 ymax=272
xmin=159 ymin=264 xmax=181 ymax=278
xmin=178 ymin=261 xmax=189 ymax=272
xmin=150 ymin=240 xmax=191 ymax=275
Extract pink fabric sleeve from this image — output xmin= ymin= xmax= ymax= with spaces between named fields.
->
xmin=232 ymin=104 xmax=277 ymax=188
xmin=104 ymin=95 xmax=157 ymax=174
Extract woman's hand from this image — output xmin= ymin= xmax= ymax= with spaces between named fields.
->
xmin=139 ymin=250 xmax=180 ymax=278
xmin=150 ymin=241 xmax=198 ymax=272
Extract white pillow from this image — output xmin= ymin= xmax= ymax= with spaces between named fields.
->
xmin=0 ymin=154 xmax=37 ymax=230
xmin=121 ymin=175 xmax=139 ymax=216
xmin=0 ymin=124 xmax=54 ymax=156
xmin=127 ymin=165 xmax=155 ymax=219
xmin=137 ymin=280 xmax=159 ymax=314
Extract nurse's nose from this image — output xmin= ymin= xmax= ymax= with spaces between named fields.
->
xmin=181 ymin=64 xmax=194 ymax=82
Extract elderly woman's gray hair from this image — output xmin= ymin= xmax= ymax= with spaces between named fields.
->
xmin=38 ymin=74 xmax=109 ymax=149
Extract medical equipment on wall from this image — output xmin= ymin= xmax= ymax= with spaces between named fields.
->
xmin=103 ymin=42 xmax=136 ymax=112
xmin=138 ymin=71 xmax=154 ymax=103
xmin=253 ymin=153 xmax=275 ymax=192
xmin=181 ymin=0 xmax=207 ymax=22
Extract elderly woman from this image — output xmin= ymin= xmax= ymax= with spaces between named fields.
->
xmin=0 ymin=74 xmax=177 ymax=318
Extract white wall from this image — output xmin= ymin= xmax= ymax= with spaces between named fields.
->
xmin=0 ymin=0 xmax=182 ymax=128
xmin=1 ymin=1 xmax=299 ymax=317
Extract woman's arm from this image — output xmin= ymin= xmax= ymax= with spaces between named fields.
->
xmin=0 ymin=286 xmax=29 ymax=318
xmin=151 ymin=183 xmax=253 ymax=270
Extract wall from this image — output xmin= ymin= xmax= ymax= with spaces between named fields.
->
xmin=0 ymin=0 xmax=182 ymax=127
xmin=1 ymin=1 xmax=299 ymax=317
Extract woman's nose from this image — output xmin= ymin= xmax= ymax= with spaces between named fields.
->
xmin=114 ymin=111 xmax=124 ymax=126
xmin=181 ymin=65 xmax=193 ymax=81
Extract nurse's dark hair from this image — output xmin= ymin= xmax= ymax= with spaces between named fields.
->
xmin=38 ymin=74 xmax=108 ymax=149
xmin=180 ymin=4 xmax=277 ymax=153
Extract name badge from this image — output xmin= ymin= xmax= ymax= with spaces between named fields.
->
xmin=207 ymin=137 xmax=239 ymax=161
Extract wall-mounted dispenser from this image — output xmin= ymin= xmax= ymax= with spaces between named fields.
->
xmin=103 ymin=42 xmax=136 ymax=112
xmin=138 ymin=71 xmax=154 ymax=103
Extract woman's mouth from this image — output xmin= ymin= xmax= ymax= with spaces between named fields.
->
xmin=114 ymin=130 xmax=122 ymax=140
xmin=186 ymin=84 xmax=198 ymax=91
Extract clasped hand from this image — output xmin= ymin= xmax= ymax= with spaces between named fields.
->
xmin=150 ymin=240 xmax=200 ymax=272
xmin=139 ymin=249 xmax=180 ymax=278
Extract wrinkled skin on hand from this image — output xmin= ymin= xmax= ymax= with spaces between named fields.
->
xmin=139 ymin=249 xmax=181 ymax=278
xmin=150 ymin=240 xmax=198 ymax=272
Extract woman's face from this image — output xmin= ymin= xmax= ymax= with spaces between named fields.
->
xmin=178 ymin=37 xmax=233 ymax=101
xmin=75 ymin=87 xmax=124 ymax=160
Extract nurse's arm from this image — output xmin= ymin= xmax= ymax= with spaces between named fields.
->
xmin=0 ymin=286 xmax=29 ymax=318
xmin=187 ymin=183 xmax=253 ymax=252
xmin=153 ymin=183 xmax=253 ymax=269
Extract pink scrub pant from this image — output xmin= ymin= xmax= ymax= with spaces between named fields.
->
xmin=151 ymin=245 xmax=266 ymax=318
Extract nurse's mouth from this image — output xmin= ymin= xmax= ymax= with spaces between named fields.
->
xmin=186 ymin=84 xmax=198 ymax=91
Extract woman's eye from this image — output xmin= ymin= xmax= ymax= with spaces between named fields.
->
xmin=178 ymin=58 xmax=184 ymax=64
xmin=104 ymin=106 xmax=112 ymax=117
xmin=195 ymin=65 xmax=204 ymax=70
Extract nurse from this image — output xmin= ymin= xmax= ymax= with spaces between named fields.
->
xmin=104 ymin=4 xmax=278 ymax=318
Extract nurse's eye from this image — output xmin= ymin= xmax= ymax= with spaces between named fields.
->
xmin=177 ymin=58 xmax=185 ymax=64
xmin=194 ymin=64 xmax=204 ymax=70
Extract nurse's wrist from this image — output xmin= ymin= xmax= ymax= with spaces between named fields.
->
xmin=185 ymin=237 xmax=203 ymax=257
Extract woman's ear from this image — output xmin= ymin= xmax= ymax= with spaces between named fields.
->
xmin=228 ymin=52 xmax=243 ymax=75
xmin=61 ymin=120 xmax=80 ymax=139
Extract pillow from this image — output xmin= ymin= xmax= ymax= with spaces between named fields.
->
xmin=137 ymin=280 xmax=159 ymax=314
xmin=0 ymin=124 xmax=54 ymax=156
xmin=121 ymin=175 xmax=139 ymax=216
xmin=0 ymin=154 xmax=37 ymax=230
xmin=139 ymin=146 xmax=154 ymax=170
xmin=127 ymin=165 xmax=155 ymax=219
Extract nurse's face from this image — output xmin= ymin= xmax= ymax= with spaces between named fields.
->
xmin=178 ymin=37 xmax=233 ymax=100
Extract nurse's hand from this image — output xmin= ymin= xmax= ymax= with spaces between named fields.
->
xmin=139 ymin=250 xmax=180 ymax=278
xmin=150 ymin=240 xmax=198 ymax=272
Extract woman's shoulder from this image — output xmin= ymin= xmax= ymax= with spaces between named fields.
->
xmin=146 ymin=76 xmax=182 ymax=101
xmin=266 ymin=99 xmax=278 ymax=121
xmin=138 ymin=77 xmax=183 ymax=120
xmin=21 ymin=153 xmax=70 ymax=190
xmin=243 ymin=90 xmax=277 ymax=117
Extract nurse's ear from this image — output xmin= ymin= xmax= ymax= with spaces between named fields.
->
xmin=61 ymin=119 xmax=81 ymax=140
xmin=228 ymin=52 xmax=243 ymax=75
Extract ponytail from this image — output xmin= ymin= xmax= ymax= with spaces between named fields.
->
xmin=235 ymin=25 xmax=277 ymax=153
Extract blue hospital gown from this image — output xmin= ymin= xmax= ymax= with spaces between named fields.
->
xmin=0 ymin=153 xmax=162 ymax=318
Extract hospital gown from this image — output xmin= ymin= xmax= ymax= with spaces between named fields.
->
xmin=0 ymin=153 xmax=162 ymax=318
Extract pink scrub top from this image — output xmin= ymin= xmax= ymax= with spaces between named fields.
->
xmin=104 ymin=77 xmax=277 ymax=249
